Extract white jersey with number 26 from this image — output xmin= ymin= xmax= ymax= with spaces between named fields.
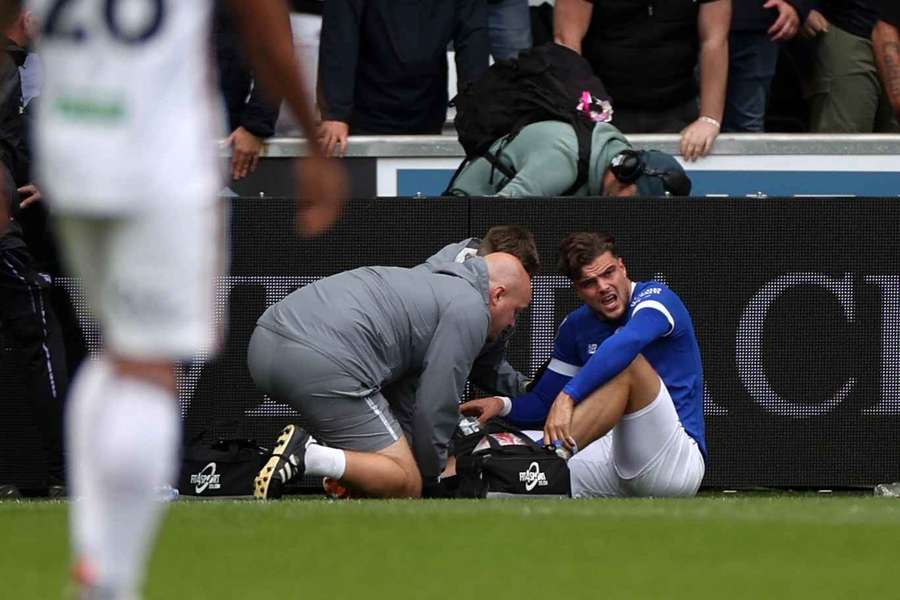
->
xmin=29 ymin=0 xmax=224 ymax=214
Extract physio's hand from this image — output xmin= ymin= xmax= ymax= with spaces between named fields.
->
xmin=801 ymin=10 xmax=829 ymax=39
xmin=225 ymin=126 xmax=264 ymax=180
xmin=295 ymin=155 xmax=348 ymax=237
xmin=459 ymin=397 xmax=505 ymax=424
xmin=764 ymin=0 xmax=800 ymax=41
xmin=17 ymin=183 xmax=42 ymax=209
xmin=680 ymin=118 xmax=719 ymax=161
xmin=543 ymin=391 xmax=576 ymax=451
xmin=318 ymin=120 xmax=350 ymax=157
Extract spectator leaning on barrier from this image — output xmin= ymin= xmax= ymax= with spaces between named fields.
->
xmin=447 ymin=121 xmax=692 ymax=198
xmin=214 ymin=3 xmax=283 ymax=181
xmin=871 ymin=0 xmax=900 ymax=120
xmin=248 ymin=253 xmax=532 ymax=499
xmin=554 ymin=0 xmax=731 ymax=161
xmin=799 ymin=0 xmax=900 ymax=132
xmin=317 ymin=0 xmax=489 ymax=157
xmin=460 ymin=232 xmax=707 ymax=498
xmin=724 ymin=0 xmax=809 ymax=132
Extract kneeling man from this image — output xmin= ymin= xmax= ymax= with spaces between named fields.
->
xmin=462 ymin=232 xmax=705 ymax=497
xmin=248 ymin=253 xmax=532 ymax=498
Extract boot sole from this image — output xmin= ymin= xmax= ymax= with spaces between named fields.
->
xmin=254 ymin=425 xmax=296 ymax=500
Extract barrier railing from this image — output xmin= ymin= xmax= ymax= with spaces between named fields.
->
xmin=227 ymin=134 xmax=900 ymax=198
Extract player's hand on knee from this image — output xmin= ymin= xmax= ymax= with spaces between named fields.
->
xmin=459 ymin=396 xmax=505 ymax=423
xmin=543 ymin=391 xmax=576 ymax=451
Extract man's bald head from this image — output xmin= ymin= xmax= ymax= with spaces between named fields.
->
xmin=484 ymin=253 xmax=532 ymax=341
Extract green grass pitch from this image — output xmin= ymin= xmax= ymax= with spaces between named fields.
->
xmin=2 ymin=495 xmax=897 ymax=599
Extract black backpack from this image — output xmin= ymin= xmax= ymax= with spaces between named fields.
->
xmin=446 ymin=43 xmax=613 ymax=196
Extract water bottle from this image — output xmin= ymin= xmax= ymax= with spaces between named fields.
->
xmin=458 ymin=416 xmax=482 ymax=436
xmin=158 ymin=485 xmax=180 ymax=502
xmin=547 ymin=439 xmax=572 ymax=461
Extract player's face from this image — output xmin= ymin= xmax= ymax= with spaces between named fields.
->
xmin=488 ymin=279 xmax=532 ymax=341
xmin=574 ymin=252 xmax=631 ymax=320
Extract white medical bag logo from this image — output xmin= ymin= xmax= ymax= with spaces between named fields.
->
xmin=190 ymin=462 xmax=222 ymax=494
xmin=519 ymin=461 xmax=549 ymax=491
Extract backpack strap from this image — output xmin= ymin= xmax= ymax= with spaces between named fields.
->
xmin=444 ymin=137 xmax=520 ymax=196
xmin=482 ymin=149 xmax=518 ymax=183
xmin=442 ymin=156 xmax=473 ymax=196
xmin=563 ymin=121 xmax=592 ymax=196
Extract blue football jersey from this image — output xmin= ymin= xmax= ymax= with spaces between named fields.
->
xmin=508 ymin=281 xmax=706 ymax=459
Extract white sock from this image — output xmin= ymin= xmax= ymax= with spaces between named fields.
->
xmin=66 ymin=359 xmax=113 ymax=570
xmin=68 ymin=359 xmax=180 ymax=596
xmin=304 ymin=444 xmax=346 ymax=479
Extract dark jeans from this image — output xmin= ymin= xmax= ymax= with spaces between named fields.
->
xmin=488 ymin=0 xmax=532 ymax=60
xmin=0 ymin=246 xmax=67 ymax=484
xmin=610 ymin=98 xmax=699 ymax=134
xmin=723 ymin=31 xmax=780 ymax=132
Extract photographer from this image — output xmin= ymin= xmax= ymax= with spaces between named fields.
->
xmin=447 ymin=121 xmax=691 ymax=198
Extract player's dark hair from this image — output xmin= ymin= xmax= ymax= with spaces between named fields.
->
xmin=557 ymin=232 xmax=618 ymax=281
xmin=478 ymin=225 xmax=541 ymax=277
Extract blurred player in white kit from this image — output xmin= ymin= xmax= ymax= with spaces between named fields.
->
xmin=0 ymin=0 xmax=347 ymax=597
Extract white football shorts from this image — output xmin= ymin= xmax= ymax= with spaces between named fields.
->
xmin=567 ymin=379 xmax=705 ymax=498
xmin=55 ymin=200 xmax=228 ymax=361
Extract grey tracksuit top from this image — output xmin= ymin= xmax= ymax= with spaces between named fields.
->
xmin=416 ymin=238 xmax=529 ymax=397
xmin=256 ymin=259 xmax=491 ymax=482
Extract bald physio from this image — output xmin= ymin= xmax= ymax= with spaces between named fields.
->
xmin=248 ymin=253 xmax=533 ymax=499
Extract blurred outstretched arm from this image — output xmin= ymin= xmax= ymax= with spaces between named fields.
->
xmin=225 ymin=0 xmax=348 ymax=236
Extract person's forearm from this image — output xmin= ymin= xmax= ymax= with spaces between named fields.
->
xmin=507 ymin=369 xmax=572 ymax=428
xmin=697 ymin=34 xmax=728 ymax=123
xmin=226 ymin=0 xmax=322 ymax=153
xmin=554 ymin=0 xmax=593 ymax=53
xmin=874 ymin=21 xmax=900 ymax=119
xmin=563 ymin=309 xmax=670 ymax=402
xmin=696 ymin=1 xmax=730 ymax=122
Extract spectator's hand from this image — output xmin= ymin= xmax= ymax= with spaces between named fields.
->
xmin=459 ymin=397 xmax=505 ymax=424
xmin=318 ymin=120 xmax=349 ymax=157
xmin=543 ymin=391 xmax=576 ymax=451
xmin=764 ymin=0 xmax=800 ymax=41
xmin=680 ymin=118 xmax=719 ymax=161
xmin=17 ymin=183 xmax=42 ymax=209
xmin=801 ymin=10 xmax=829 ymax=39
xmin=295 ymin=155 xmax=348 ymax=237
xmin=225 ymin=126 xmax=264 ymax=181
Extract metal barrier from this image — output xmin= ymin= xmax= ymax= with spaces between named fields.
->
xmin=228 ymin=134 xmax=900 ymax=198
